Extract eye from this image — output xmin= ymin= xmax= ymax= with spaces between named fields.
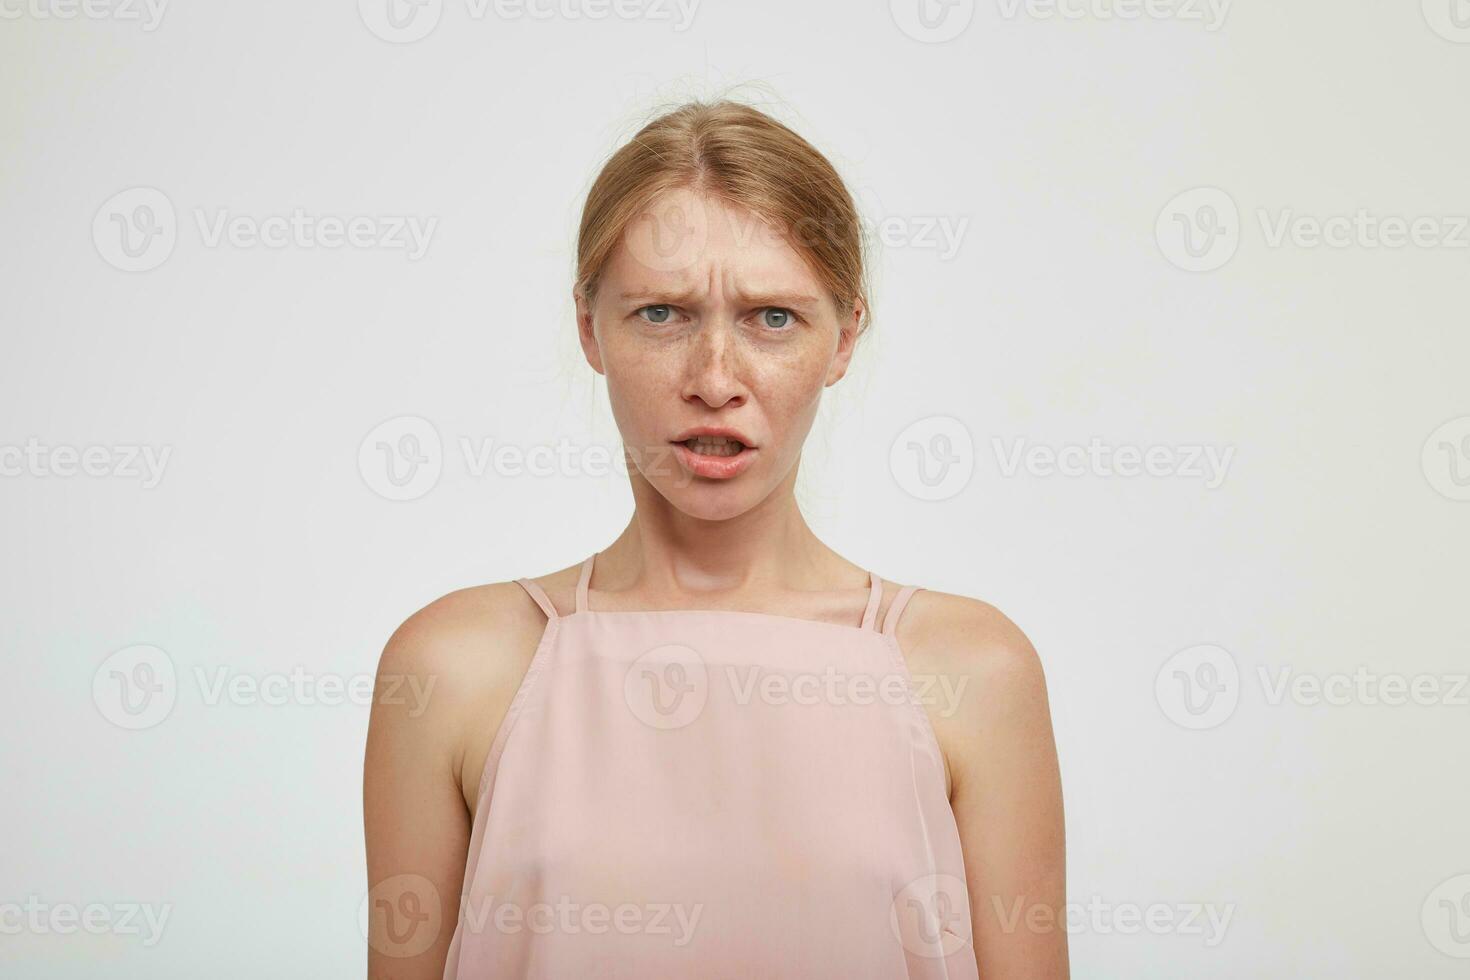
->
xmin=758 ymin=307 xmax=797 ymax=330
xmin=636 ymin=305 xmax=676 ymax=325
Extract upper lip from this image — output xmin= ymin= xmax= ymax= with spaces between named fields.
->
xmin=672 ymin=426 xmax=756 ymax=448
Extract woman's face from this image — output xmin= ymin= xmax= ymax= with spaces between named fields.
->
xmin=576 ymin=187 xmax=862 ymax=521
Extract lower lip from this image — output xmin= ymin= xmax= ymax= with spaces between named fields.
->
xmin=670 ymin=441 xmax=757 ymax=480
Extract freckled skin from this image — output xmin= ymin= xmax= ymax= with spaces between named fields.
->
xmin=574 ymin=187 xmax=863 ymax=522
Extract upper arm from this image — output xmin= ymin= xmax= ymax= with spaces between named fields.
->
xmin=910 ymin=595 xmax=1069 ymax=979
xmin=363 ymin=599 xmax=473 ymax=977
xmin=362 ymin=585 xmax=534 ymax=978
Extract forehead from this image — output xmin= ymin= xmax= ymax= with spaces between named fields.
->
xmin=600 ymin=186 xmax=826 ymax=298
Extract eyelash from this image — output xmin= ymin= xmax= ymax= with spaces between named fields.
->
xmin=634 ymin=305 xmax=801 ymax=330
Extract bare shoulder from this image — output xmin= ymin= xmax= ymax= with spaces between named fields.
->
xmin=889 ymin=586 xmax=1056 ymax=781
xmin=893 ymin=586 xmax=1048 ymax=691
xmin=369 ymin=578 xmax=558 ymax=802
xmin=377 ymin=580 xmax=547 ymax=690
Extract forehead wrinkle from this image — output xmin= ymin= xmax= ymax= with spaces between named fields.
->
xmin=617 ymin=278 xmax=820 ymax=310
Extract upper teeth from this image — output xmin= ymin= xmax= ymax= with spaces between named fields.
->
xmin=686 ymin=436 xmax=744 ymax=456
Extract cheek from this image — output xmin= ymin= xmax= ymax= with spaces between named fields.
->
xmin=600 ymin=338 xmax=677 ymax=439
xmin=748 ymin=349 xmax=831 ymax=440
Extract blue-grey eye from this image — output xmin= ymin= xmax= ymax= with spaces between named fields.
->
xmin=639 ymin=305 xmax=673 ymax=324
xmin=761 ymin=308 xmax=794 ymax=329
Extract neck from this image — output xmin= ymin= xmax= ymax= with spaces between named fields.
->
xmin=599 ymin=459 xmax=847 ymax=598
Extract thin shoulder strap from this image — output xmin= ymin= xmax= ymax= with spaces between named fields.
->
xmin=882 ymin=585 xmax=923 ymax=637
xmin=860 ymin=572 xmax=884 ymax=631
xmin=514 ymin=578 xmax=558 ymax=620
xmin=574 ymin=552 xmax=596 ymax=614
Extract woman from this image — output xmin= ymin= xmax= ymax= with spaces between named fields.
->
xmin=363 ymin=99 xmax=1068 ymax=979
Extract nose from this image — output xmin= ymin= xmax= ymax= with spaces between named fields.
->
xmin=680 ymin=319 xmax=747 ymax=410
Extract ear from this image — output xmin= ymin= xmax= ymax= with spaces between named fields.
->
xmin=824 ymin=300 xmax=865 ymax=387
xmin=574 ymin=287 xmax=605 ymax=376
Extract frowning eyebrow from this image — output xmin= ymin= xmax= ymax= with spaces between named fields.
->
xmin=617 ymin=287 xmax=824 ymax=310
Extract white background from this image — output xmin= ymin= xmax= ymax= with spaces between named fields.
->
xmin=2 ymin=0 xmax=1468 ymax=976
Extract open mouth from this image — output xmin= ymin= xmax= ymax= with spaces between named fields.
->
xmin=679 ymin=436 xmax=747 ymax=457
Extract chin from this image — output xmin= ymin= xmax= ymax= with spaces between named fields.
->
xmin=661 ymin=482 xmax=759 ymax=522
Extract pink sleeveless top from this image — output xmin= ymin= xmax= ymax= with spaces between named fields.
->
xmin=443 ymin=552 xmax=978 ymax=978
